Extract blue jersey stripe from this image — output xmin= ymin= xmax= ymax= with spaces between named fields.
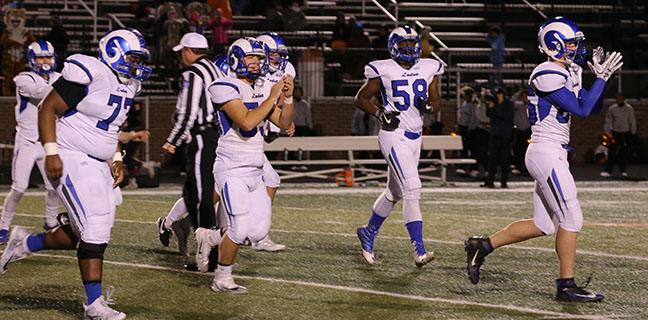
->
xmin=367 ymin=63 xmax=379 ymax=77
xmin=530 ymin=70 xmax=568 ymax=82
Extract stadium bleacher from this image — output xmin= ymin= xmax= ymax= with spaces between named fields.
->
xmin=19 ymin=0 xmax=647 ymax=97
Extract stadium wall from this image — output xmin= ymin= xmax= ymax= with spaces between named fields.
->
xmin=0 ymin=98 xmax=646 ymax=166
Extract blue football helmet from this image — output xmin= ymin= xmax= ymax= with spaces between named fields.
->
xmin=227 ymin=37 xmax=267 ymax=80
xmin=388 ymin=25 xmax=422 ymax=65
xmin=256 ymin=32 xmax=288 ymax=73
xmin=99 ymin=28 xmax=152 ymax=81
xmin=538 ymin=16 xmax=586 ymax=65
xmin=213 ymin=54 xmax=230 ymax=75
xmin=27 ymin=40 xmax=56 ymax=75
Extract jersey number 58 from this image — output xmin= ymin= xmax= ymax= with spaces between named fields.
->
xmin=391 ymin=79 xmax=427 ymax=111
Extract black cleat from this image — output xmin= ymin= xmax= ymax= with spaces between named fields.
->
xmin=464 ymin=236 xmax=492 ymax=284
xmin=156 ymin=217 xmax=172 ymax=247
xmin=556 ymin=278 xmax=604 ymax=302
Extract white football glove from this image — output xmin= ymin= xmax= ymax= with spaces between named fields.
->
xmin=587 ymin=47 xmax=623 ymax=81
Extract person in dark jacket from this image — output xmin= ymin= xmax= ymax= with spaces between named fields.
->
xmin=482 ymin=87 xmax=514 ymax=188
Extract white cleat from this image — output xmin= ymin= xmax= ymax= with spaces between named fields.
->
xmin=211 ymin=275 xmax=248 ymax=294
xmin=361 ymin=250 xmax=375 ymax=265
xmin=413 ymin=251 xmax=435 ymax=268
xmin=83 ymin=295 xmax=126 ymax=320
xmin=0 ymin=227 xmax=32 ymax=274
xmin=600 ymin=171 xmax=612 ymax=178
xmin=195 ymin=227 xmax=216 ymax=273
xmin=251 ymin=237 xmax=286 ymax=252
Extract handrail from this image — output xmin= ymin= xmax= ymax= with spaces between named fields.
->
xmin=75 ymin=0 xmax=98 ymax=41
xmin=370 ymin=0 xmax=397 ymax=25
xmin=108 ymin=13 xmax=126 ymax=29
xmin=521 ymin=0 xmax=547 ymax=19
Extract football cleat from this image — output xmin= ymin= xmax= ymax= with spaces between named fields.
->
xmin=171 ymin=216 xmax=192 ymax=257
xmin=465 ymin=236 xmax=492 ymax=284
xmin=413 ymin=247 xmax=435 ymax=267
xmin=356 ymin=226 xmax=376 ymax=265
xmin=556 ymin=278 xmax=604 ymax=302
xmin=83 ymin=294 xmax=126 ymax=320
xmin=0 ymin=229 xmax=9 ymax=244
xmin=0 ymin=227 xmax=32 ymax=274
xmin=156 ymin=216 xmax=172 ymax=247
xmin=251 ymin=237 xmax=286 ymax=252
xmin=211 ymin=275 xmax=248 ymax=294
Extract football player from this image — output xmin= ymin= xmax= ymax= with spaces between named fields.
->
xmin=464 ymin=17 xmax=622 ymax=302
xmin=0 ymin=29 xmax=151 ymax=318
xmin=1 ymin=40 xmax=61 ymax=243
xmin=354 ymin=25 xmax=442 ymax=267
xmin=200 ymin=37 xmax=293 ymax=293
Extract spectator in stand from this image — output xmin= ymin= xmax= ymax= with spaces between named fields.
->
xmin=331 ymin=11 xmax=349 ymax=50
xmin=471 ymin=88 xmax=491 ymax=178
xmin=456 ymin=86 xmax=478 ymax=175
xmin=347 ymin=18 xmax=371 ymax=78
xmin=372 ymin=24 xmax=389 ymax=58
xmin=292 ymin=86 xmax=313 ymax=136
xmin=511 ymin=87 xmax=530 ymax=175
xmin=601 ymin=93 xmax=637 ymax=177
xmin=282 ymin=0 xmax=306 ymax=31
xmin=208 ymin=0 xmax=233 ymax=20
xmin=482 ymin=87 xmax=514 ymax=188
xmin=262 ymin=3 xmax=284 ymax=31
xmin=208 ymin=7 xmax=231 ymax=56
xmin=45 ymin=16 xmax=68 ymax=72
xmin=160 ymin=7 xmax=188 ymax=69
xmin=420 ymin=26 xmax=434 ymax=59
xmin=120 ymin=101 xmax=150 ymax=188
xmin=486 ymin=26 xmax=505 ymax=88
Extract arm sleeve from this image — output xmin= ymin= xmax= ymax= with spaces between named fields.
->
xmin=51 ymin=77 xmax=87 ymax=109
xmin=14 ymin=74 xmax=51 ymax=100
xmin=539 ymin=78 xmax=606 ymax=118
xmin=61 ymin=58 xmax=93 ymax=85
xmin=208 ymin=80 xmax=241 ymax=106
xmin=166 ymin=71 xmax=202 ymax=146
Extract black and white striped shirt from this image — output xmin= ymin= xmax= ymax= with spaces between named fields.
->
xmin=166 ymin=56 xmax=225 ymax=146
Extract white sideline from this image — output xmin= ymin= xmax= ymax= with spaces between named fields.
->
xmin=12 ymin=213 xmax=648 ymax=262
xmin=9 ymin=251 xmax=616 ymax=320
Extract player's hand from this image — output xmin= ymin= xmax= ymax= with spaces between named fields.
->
xmin=45 ymin=154 xmax=63 ymax=180
xmin=588 ymin=48 xmax=623 ymax=81
xmin=286 ymin=122 xmax=296 ymax=136
xmin=131 ymin=130 xmax=150 ymax=142
xmin=111 ymin=160 xmax=124 ymax=188
xmin=282 ymin=75 xmax=294 ymax=98
xmin=378 ymin=110 xmax=400 ymax=130
xmin=416 ymin=96 xmax=433 ymax=114
xmin=162 ymin=142 xmax=176 ymax=154
xmin=270 ymin=79 xmax=286 ymax=100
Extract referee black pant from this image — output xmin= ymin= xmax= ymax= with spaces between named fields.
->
xmin=183 ymin=125 xmax=218 ymax=229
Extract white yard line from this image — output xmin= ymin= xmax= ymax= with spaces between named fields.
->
xmin=13 ymin=213 xmax=648 ymax=262
xmin=8 ymin=251 xmax=616 ymax=320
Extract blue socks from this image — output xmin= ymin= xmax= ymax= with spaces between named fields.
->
xmin=366 ymin=212 xmax=386 ymax=234
xmin=26 ymin=233 xmax=46 ymax=252
xmin=83 ymin=281 xmax=102 ymax=305
xmin=405 ymin=221 xmax=426 ymax=255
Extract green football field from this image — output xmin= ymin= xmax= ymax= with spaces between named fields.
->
xmin=1 ymin=182 xmax=647 ymax=320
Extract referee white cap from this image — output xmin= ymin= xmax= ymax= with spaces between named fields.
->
xmin=173 ymin=33 xmax=209 ymax=52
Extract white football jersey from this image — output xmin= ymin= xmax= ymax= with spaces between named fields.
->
xmin=56 ymin=54 xmax=141 ymax=160
xmin=263 ymin=61 xmax=296 ymax=133
xmin=364 ymin=58 xmax=444 ymax=133
xmin=14 ymin=71 xmax=61 ymax=142
xmin=527 ymin=61 xmax=582 ymax=145
xmin=209 ymin=76 xmax=274 ymax=175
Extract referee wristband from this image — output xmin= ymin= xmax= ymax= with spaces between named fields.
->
xmin=43 ymin=142 xmax=58 ymax=156
xmin=112 ymin=151 xmax=123 ymax=162
xmin=283 ymin=96 xmax=293 ymax=104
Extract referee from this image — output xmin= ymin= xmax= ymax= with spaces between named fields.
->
xmin=161 ymin=33 xmax=224 ymax=240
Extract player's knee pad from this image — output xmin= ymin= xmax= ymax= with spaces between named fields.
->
xmin=559 ymin=204 xmax=584 ymax=233
xmin=77 ymin=241 xmax=107 ymax=260
xmin=402 ymin=177 xmax=422 ymax=200
xmin=9 ymin=184 xmax=26 ymax=195
xmin=533 ymin=216 xmax=556 ymax=236
xmin=383 ymin=188 xmax=401 ymax=203
xmin=227 ymin=214 xmax=251 ymax=245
